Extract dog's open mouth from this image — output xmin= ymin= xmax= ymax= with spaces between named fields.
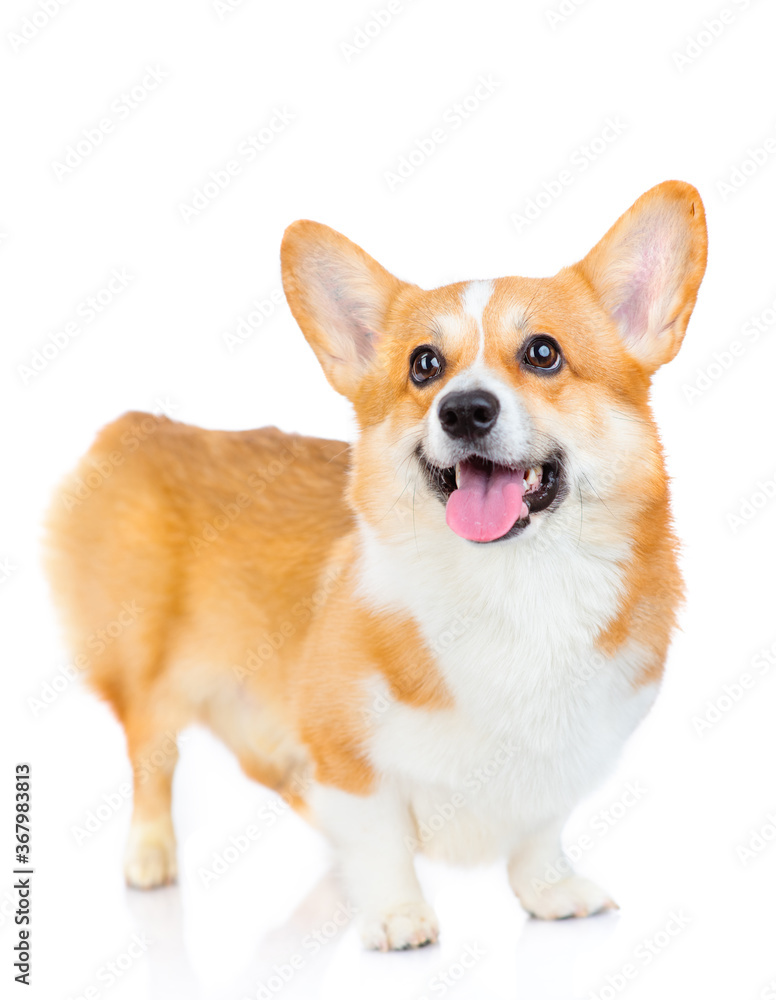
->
xmin=421 ymin=454 xmax=563 ymax=543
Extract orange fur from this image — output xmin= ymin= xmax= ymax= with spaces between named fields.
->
xmin=45 ymin=413 xmax=452 ymax=800
xmin=45 ymin=181 xmax=707 ymax=894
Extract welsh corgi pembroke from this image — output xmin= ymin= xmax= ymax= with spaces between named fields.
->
xmin=46 ymin=180 xmax=707 ymax=950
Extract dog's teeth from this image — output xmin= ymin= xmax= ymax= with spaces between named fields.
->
xmin=525 ymin=467 xmax=541 ymax=489
xmin=455 ymin=464 xmax=460 ymax=488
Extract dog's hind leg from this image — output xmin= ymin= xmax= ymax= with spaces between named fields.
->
xmin=123 ymin=715 xmax=181 ymax=889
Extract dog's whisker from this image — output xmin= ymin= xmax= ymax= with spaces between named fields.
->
xmin=576 ymin=482 xmax=584 ymax=548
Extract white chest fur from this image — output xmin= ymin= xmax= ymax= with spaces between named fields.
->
xmin=354 ymin=517 xmax=658 ymax=863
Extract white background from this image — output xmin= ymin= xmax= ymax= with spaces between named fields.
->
xmin=2 ymin=0 xmax=776 ymax=997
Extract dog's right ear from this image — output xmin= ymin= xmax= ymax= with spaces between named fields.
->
xmin=281 ymin=221 xmax=407 ymax=399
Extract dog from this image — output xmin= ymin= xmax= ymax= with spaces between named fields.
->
xmin=46 ymin=180 xmax=707 ymax=950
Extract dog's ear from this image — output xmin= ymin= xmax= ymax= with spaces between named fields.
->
xmin=281 ymin=221 xmax=407 ymax=399
xmin=570 ymin=180 xmax=707 ymax=373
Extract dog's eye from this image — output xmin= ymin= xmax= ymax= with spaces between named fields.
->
xmin=524 ymin=336 xmax=562 ymax=372
xmin=410 ymin=347 xmax=444 ymax=384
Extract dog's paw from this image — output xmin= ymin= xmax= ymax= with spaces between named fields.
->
xmin=124 ymin=818 xmax=177 ymax=889
xmin=517 ymin=876 xmax=618 ymax=920
xmin=361 ymin=901 xmax=440 ymax=951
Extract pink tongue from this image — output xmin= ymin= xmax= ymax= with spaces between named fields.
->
xmin=446 ymin=461 xmax=528 ymax=542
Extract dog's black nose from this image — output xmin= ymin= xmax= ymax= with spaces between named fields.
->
xmin=438 ymin=390 xmax=500 ymax=440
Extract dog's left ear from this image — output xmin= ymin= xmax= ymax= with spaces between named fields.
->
xmin=281 ymin=220 xmax=408 ymax=399
xmin=570 ymin=180 xmax=707 ymax=373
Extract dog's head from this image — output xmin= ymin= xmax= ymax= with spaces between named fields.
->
xmin=281 ymin=181 xmax=707 ymax=547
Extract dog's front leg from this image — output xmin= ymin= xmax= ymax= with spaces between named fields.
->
xmin=312 ymin=781 xmax=439 ymax=951
xmin=508 ymin=820 xmax=618 ymax=920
